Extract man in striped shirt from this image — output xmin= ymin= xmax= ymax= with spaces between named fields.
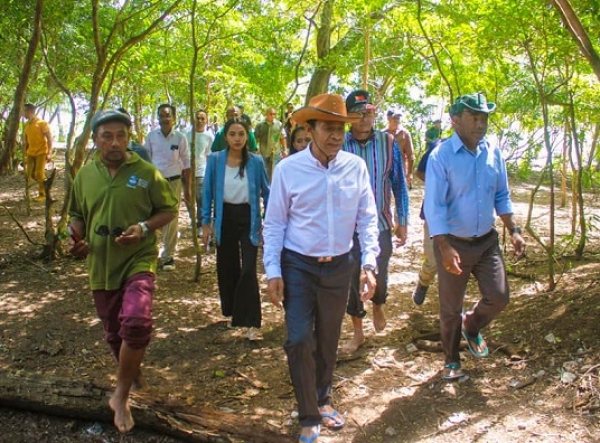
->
xmin=342 ymin=89 xmax=410 ymax=354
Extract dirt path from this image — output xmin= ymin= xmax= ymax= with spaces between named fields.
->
xmin=0 ymin=170 xmax=599 ymax=442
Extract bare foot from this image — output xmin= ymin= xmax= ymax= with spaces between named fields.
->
xmin=341 ymin=334 xmax=365 ymax=354
xmin=108 ymin=394 xmax=134 ymax=433
xmin=373 ymin=304 xmax=387 ymax=332
xmin=132 ymin=370 xmax=148 ymax=391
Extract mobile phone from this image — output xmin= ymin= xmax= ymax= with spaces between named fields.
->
xmin=68 ymin=226 xmax=82 ymax=242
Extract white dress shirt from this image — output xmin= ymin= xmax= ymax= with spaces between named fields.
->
xmin=186 ymin=129 xmax=213 ymax=178
xmin=145 ymin=127 xmax=190 ymax=179
xmin=263 ymin=146 xmax=380 ymax=279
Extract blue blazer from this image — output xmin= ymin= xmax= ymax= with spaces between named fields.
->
xmin=202 ymin=149 xmax=270 ymax=246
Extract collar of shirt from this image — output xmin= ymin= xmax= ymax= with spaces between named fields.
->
xmin=450 ymin=132 xmax=489 ymax=155
xmin=346 ymin=130 xmax=375 ymax=145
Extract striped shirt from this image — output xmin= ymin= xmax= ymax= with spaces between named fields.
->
xmin=343 ymin=130 xmax=409 ymax=231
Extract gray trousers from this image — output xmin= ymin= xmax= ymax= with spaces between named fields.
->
xmin=434 ymin=229 xmax=509 ymax=364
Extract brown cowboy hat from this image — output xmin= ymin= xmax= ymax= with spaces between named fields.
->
xmin=292 ymin=94 xmax=362 ymax=126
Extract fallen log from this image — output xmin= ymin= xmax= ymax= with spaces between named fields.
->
xmin=0 ymin=370 xmax=291 ymax=443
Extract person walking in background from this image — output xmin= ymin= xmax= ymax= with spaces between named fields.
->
xmin=425 ymin=119 xmax=443 ymax=148
xmin=424 ymin=93 xmax=525 ymax=380
xmin=211 ymin=106 xmax=258 ymax=153
xmin=187 ymin=109 xmax=214 ymax=233
xmin=202 ymin=118 xmax=269 ymax=341
xmin=342 ymin=90 xmax=410 ymax=354
xmin=145 ymin=103 xmax=191 ymax=271
xmin=288 ymin=125 xmax=311 ymax=155
xmin=68 ymin=109 xmax=178 ymax=433
xmin=238 ymin=103 xmax=253 ymax=128
xmin=22 ymin=103 xmax=53 ymax=202
xmin=117 ymin=108 xmax=151 ymax=162
xmin=283 ymin=102 xmax=296 ymax=148
xmin=254 ymin=107 xmax=286 ymax=181
xmin=383 ymin=108 xmax=415 ymax=189
xmin=263 ymin=94 xmax=380 ymax=443
xmin=411 ymin=137 xmax=444 ymax=306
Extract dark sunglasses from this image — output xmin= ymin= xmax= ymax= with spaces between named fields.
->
xmin=95 ymin=225 xmax=124 ymax=237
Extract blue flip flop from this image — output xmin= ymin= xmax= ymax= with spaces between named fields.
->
xmin=320 ymin=409 xmax=346 ymax=430
xmin=299 ymin=425 xmax=320 ymax=443
xmin=443 ymin=362 xmax=465 ymax=380
xmin=461 ymin=328 xmax=489 ymax=358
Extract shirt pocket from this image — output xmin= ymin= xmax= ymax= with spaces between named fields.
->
xmin=333 ymin=185 xmax=360 ymax=213
xmin=484 ymin=164 xmax=499 ymax=197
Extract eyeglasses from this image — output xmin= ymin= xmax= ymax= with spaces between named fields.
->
xmin=95 ymin=225 xmax=124 ymax=237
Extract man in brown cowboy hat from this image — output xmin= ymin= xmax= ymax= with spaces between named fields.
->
xmin=263 ymin=93 xmax=380 ymax=443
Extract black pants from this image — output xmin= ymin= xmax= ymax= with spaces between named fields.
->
xmin=216 ymin=203 xmax=261 ymax=328
xmin=281 ymin=248 xmax=352 ymax=427
xmin=347 ymin=230 xmax=393 ymax=317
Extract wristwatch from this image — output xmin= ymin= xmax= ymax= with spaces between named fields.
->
xmin=362 ymin=264 xmax=377 ymax=274
xmin=137 ymin=221 xmax=149 ymax=238
xmin=509 ymin=226 xmax=522 ymax=236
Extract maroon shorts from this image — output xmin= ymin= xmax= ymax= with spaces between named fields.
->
xmin=92 ymin=272 xmax=155 ymax=354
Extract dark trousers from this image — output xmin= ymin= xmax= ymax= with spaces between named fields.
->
xmin=281 ymin=248 xmax=352 ymax=427
xmin=434 ymin=229 xmax=509 ymax=363
xmin=216 ymin=203 xmax=261 ymax=328
xmin=347 ymin=230 xmax=393 ymax=317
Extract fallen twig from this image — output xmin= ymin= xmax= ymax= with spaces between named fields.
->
xmin=1 ymin=205 xmax=43 ymax=246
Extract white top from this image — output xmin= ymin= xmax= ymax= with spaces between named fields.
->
xmin=223 ymin=165 xmax=249 ymax=204
xmin=262 ymin=146 xmax=380 ymax=279
xmin=145 ymin=127 xmax=191 ymax=178
xmin=186 ymin=129 xmax=214 ymax=178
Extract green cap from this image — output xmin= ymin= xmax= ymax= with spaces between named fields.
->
xmin=449 ymin=93 xmax=496 ymax=117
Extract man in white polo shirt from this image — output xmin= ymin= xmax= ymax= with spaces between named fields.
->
xmin=145 ymin=103 xmax=191 ymax=271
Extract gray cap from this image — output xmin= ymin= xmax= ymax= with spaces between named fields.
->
xmin=91 ymin=109 xmax=132 ymax=132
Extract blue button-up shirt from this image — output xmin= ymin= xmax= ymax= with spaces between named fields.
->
xmin=424 ymin=132 xmax=513 ymax=237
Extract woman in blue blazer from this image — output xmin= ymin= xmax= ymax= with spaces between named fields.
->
xmin=202 ymin=118 xmax=270 ymax=339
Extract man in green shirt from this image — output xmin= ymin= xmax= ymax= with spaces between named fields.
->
xmin=68 ymin=109 xmax=178 ymax=434
xmin=425 ymin=119 xmax=442 ymax=148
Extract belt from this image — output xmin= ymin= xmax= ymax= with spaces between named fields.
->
xmin=165 ymin=175 xmax=181 ymax=181
xmin=284 ymin=248 xmax=349 ymax=264
xmin=448 ymin=229 xmax=495 ymax=243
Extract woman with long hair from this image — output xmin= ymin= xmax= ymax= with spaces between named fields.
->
xmin=288 ymin=125 xmax=312 ymax=155
xmin=202 ymin=118 xmax=270 ymax=340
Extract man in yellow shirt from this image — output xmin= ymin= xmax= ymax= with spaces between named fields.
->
xmin=23 ymin=103 xmax=53 ymax=202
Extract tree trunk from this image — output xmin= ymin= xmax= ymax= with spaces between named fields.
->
xmin=305 ymin=66 xmax=335 ymax=103
xmin=550 ymin=0 xmax=600 ymax=83
xmin=0 ymin=370 xmax=292 ymax=443
xmin=0 ymin=0 xmax=45 ymax=175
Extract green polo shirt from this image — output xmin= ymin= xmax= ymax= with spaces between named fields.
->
xmin=69 ymin=151 xmax=178 ymax=290
xmin=425 ymin=126 xmax=442 ymax=142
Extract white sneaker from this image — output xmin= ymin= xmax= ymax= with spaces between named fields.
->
xmin=161 ymin=258 xmax=175 ymax=271
xmin=245 ymin=328 xmax=262 ymax=341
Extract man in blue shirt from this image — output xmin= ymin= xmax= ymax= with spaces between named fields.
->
xmin=424 ymin=93 xmax=526 ymax=380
